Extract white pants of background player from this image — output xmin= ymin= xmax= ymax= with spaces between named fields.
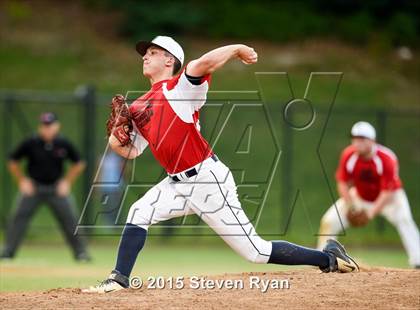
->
xmin=126 ymin=157 xmax=272 ymax=264
xmin=318 ymin=187 xmax=420 ymax=267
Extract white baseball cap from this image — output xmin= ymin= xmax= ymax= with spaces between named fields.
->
xmin=136 ymin=36 xmax=184 ymax=66
xmin=350 ymin=121 xmax=376 ymax=140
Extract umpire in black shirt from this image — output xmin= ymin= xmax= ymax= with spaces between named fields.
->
xmin=1 ymin=112 xmax=90 ymax=261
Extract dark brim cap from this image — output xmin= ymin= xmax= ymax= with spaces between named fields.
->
xmin=135 ymin=41 xmax=154 ymax=56
xmin=40 ymin=112 xmax=58 ymax=124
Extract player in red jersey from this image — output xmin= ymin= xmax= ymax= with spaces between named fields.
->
xmin=84 ymin=36 xmax=359 ymax=293
xmin=318 ymin=121 xmax=420 ymax=268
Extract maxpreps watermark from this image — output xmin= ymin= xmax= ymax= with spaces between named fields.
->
xmin=130 ymin=275 xmax=290 ymax=293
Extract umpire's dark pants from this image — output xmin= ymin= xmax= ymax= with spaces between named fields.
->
xmin=3 ymin=183 xmax=87 ymax=258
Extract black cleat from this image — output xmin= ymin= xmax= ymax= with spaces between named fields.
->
xmin=321 ymin=239 xmax=359 ymax=273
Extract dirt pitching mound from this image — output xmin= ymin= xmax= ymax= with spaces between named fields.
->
xmin=1 ymin=268 xmax=419 ymax=309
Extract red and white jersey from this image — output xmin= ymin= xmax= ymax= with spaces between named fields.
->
xmin=129 ymin=67 xmax=213 ymax=174
xmin=336 ymin=144 xmax=402 ymax=202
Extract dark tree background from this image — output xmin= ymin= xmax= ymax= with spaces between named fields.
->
xmin=85 ymin=0 xmax=420 ymax=46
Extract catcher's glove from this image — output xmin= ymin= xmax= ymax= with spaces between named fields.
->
xmin=106 ymin=95 xmax=133 ymax=146
xmin=346 ymin=208 xmax=369 ymax=227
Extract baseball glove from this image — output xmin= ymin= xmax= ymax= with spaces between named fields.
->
xmin=346 ymin=208 xmax=369 ymax=227
xmin=106 ymin=95 xmax=133 ymax=146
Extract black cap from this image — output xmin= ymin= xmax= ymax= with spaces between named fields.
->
xmin=39 ymin=112 xmax=58 ymax=124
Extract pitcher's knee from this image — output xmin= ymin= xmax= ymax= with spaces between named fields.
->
xmin=126 ymin=202 xmax=154 ymax=230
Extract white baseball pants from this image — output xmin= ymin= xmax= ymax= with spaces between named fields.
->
xmin=126 ymin=156 xmax=272 ymax=264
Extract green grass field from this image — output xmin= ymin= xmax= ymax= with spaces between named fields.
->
xmin=0 ymin=242 xmax=411 ymax=292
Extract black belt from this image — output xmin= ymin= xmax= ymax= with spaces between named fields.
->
xmin=170 ymin=154 xmax=218 ymax=182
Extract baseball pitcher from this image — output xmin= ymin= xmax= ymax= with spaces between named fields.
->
xmin=84 ymin=36 xmax=359 ymax=293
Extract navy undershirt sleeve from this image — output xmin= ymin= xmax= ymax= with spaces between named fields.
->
xmin=185 ymin=72 xmax=204 ymax=85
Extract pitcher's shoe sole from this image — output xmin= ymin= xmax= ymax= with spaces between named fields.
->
xmin=82 ymin=279 xmax=126 ymax=293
